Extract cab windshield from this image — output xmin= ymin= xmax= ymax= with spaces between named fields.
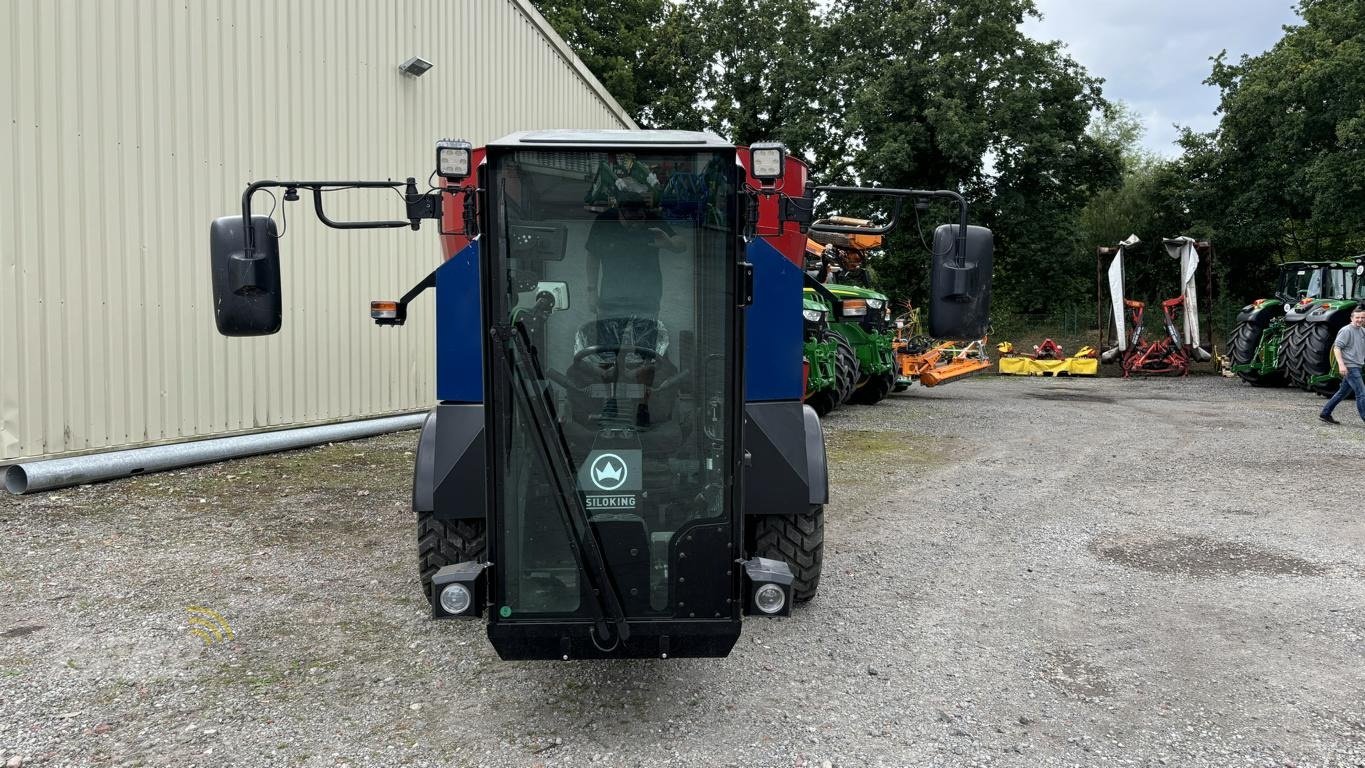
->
xmin=488 ymin=148 xmax=738 ymax=623
xmin=1279 ymin=265 xmax=1353 ymax=300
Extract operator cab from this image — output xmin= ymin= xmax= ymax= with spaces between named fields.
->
xmin=479 ymin=131 xmax=751 ymax=657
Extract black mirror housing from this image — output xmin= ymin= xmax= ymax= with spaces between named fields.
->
xmin=210 ymin=215 xmax=283 ymax=336
xmin=929 ymin=224 xmax=993 ymax=339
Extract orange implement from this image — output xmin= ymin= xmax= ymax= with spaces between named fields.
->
xmin=808 ymin=217 xmax=884 ymax=251
xmin=920 ymin=356 xmax=992 ymax=386
xmin=897 ymin=342 xmax=952 ymax=378
xmin=896 ymin=338 xmax=991 ymax=387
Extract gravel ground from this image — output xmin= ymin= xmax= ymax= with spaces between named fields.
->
xmin=2 ymin=375 xmax=1363 ymax=767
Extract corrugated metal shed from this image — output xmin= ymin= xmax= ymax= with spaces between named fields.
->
xmin=0 ymin=0 xmax=635 ymax=462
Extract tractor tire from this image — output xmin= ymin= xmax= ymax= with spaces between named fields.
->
xmin=829 ymin=331 xmax=860 ymax=405
xmin=850 ymin=371 xmax=894 ymax=405
xmin=1226 ymin=320 xmax=1285 ymax=386
xmin=1301 ymin=319 xmax=1348 ymax=395
xmin=751 ymin=505 xmax=824 ymax=603
xmin=1281 ymin=322 xmax=1312 ymax=390
xmin=417 ymin=513 xmax=486 ymax=605
xmin=806 ymin=387 xmax=837 ymax=417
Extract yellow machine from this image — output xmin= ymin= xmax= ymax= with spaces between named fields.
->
xmin=996 ymin=338 xmax=1098 ymax=376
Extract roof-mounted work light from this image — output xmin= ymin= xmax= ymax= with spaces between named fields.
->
xmin=436 ymin=139 xmax=473 ymax=181
xmin=749 ymin=142 xmax=786 ymax=183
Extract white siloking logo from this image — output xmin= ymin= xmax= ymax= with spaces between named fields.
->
xmin=590 ymin=453 xmax=628 ymax=491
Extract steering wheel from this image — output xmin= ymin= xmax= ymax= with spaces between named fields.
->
xmin=572 ymin=344 xmax=659 ymax=366
xmin=558 ymin=343 xmax=685 ymax=428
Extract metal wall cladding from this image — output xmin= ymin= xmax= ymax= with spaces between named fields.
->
xmin=0 ymin=0 xmax=635 ymax=462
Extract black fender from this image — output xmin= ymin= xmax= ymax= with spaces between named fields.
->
xmin=412 ymin=409 xmax=438 ymax=512
xmin=1283 ymin=305 xmax=1313 ymax=325
xmin=1304 ymin=302 xmax=1357 ymax=325
xmin=1236 ymin=299 xmax=1283 ymax=326
xmin=743 ymin=401 xmax=828 ymax=516
xmin=413 ymin=403 xmax=487 ymax=521
xmin=802 ymin=404 xmax=828 ymax=505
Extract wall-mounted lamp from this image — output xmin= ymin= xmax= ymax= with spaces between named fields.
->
xmin=399 ymin=56 xmax=433 ymax=77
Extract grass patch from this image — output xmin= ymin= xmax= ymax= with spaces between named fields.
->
xmin=824 ymin=429 xmax=953 ymax=489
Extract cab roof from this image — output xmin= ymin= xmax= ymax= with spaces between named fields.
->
xmin=487 ymin=129 xmax=732 ymax=150
xmin=1282 ymin=260 xmax=1356 ymax=269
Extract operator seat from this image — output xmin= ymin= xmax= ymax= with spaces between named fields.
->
xmin=564 ymin=317 xmax=680 ymax=429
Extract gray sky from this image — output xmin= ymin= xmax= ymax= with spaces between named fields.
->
xmin=1021 ymin=0 xmax=1302 ymax=157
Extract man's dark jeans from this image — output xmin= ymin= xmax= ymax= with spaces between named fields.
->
xmin=1321 ymin=365 xmax=1365 ymax=421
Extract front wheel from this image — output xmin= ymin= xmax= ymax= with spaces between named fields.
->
xmin=806 ymin=387 xmax=837 ymax=417
xmin=1226 ymin=319 xmax=1284 ymax=386
xmin=417 ymin=513 xmax=487 ymax=605
xmin=850 ymin=371 xmax=894 ymax=405
xmin=1281 ymin=321 xmax=1313 ymax=390
xmin=829 ymin=331 xmax=860 ymax=405
xmin=750 ymin=506 xmax=824 ymax=603
xmin=1302 ymin=320 xmax=1347 ymax=394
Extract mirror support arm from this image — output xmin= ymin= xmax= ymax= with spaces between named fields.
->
xmin=809 ymin=187 xmax=969 ymax=266
xmin=241 ymin=178 xmax=445 ymax=258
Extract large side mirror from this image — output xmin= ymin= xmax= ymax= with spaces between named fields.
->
xmin=929 ymin=224 xmax=993 ymax=339
xmin=210 ymin=216 xmax=282 ymax=336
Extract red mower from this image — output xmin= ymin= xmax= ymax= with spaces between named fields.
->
xmin=1098 ymin=236 xmax=1213 ymax=377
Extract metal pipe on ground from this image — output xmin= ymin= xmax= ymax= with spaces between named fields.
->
xmin=3 ymin=413 xmax=428 ymax=495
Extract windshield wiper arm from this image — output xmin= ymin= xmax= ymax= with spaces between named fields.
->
xmin=492 ymin=323 xmax=630 ymax=646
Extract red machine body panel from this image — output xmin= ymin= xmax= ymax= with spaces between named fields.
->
xmin=737 ymin=149 xmax=809 ymax=268
xmin=439 ymin=147 xmax=487 ymax=259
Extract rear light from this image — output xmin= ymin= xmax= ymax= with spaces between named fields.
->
xmin=371 ymin=300 xmax=401 ymax=324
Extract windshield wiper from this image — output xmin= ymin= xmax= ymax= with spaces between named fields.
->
xmin=492 ymin=323 xmax=630 ymax=646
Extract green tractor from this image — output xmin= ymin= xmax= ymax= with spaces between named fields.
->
xmin=801 ymin=296 xmax=843 ymax=416
xmin=803 ymin=281 xmax=897 ymax=405
xmin=1280 ymin=256 xmax=1365 ymax=394
xmin=1227 ymin=261 xmax=1354 ymax=386
xmin=801 ymin=229 xmax=897 ymax=406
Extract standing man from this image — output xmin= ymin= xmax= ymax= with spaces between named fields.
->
xmin=1319 ymin=304 xmax=1365 ymax=424
xmin=584 ymin=186 xmax=685 ymax=321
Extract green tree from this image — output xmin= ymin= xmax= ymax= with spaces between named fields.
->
xmin=822 ymin=0 xmax=1118 ymax=315
xmin=530 ymin=0 xmax=708 ymax=128
xmin=1194 ymin=0 xmax=1365 ymax=277
xmin=693 ymin=0 xmax=830 ymax=158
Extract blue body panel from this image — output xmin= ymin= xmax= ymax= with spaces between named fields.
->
xmin=436 ymin=240 xmax=484 ymax=403
xmin=744 ymin=238 xmax=803 ymax=402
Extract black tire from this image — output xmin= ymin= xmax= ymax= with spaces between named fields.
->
xmin=1302 ymin=319 xmax=1349 ymax=395
xmin=751 ymin=505 xmax=824 ymax=603
xmin=1281 ymin=321 xmax=1312 ymax=390
xmin=850 ymin=371 xmax=894 ymax=405
xmin=806 ymin=387 xmax=837 ymax=417
xmin=417 ymin=513 xmax=486 ymax=605
xmin=1226 ymin=320 xmax=1285 ymax=386
xmin=829 ymin=331 xmax=860 ymax=404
